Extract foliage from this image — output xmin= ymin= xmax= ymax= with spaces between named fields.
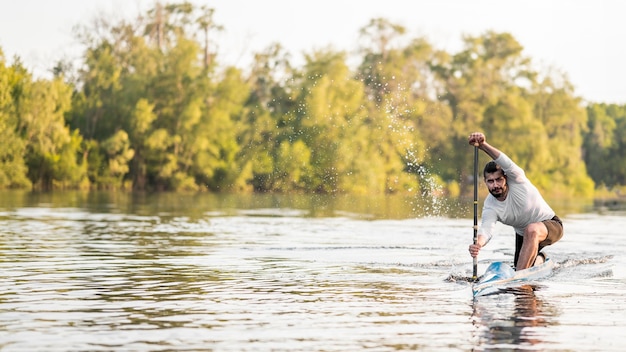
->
xmin=0 ymin=52 xmax=31 ymax=188
xmin=0 ymin=3 xmax=622 ymax=197
xmin=1 ymin=54 xmax=85 ymax=190
xmin=584 ymin=103 xmax=626 ymax=188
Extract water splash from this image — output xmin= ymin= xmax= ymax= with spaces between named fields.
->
xmin=407 ymin=160 xmax=453 ymax=217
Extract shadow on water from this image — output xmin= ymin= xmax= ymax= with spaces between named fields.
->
xmin=471 ymin=285 xmax=558 ymax=350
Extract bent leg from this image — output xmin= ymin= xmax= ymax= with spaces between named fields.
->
xmin=516 ymin=222 xmax=549 ymax=270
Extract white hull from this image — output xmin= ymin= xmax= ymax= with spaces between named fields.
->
xmin=472 ymin=257 xmax=554 ymax=297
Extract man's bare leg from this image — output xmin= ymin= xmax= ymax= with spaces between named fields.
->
xmin=516 ymin=222 xmax=548 ymax=270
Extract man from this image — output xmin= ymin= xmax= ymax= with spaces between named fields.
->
xmin=467 ymin=132 xmax=563 ymax=270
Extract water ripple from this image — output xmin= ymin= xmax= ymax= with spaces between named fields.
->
xmin=0 ymin=207 xmax=625 ymax=351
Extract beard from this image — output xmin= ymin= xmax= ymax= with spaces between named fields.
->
xmin=489 ymin=186 xmax=506 ymax=199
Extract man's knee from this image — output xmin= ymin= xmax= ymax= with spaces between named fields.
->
xmin=524 ymin=222 xmax=548 ymax=243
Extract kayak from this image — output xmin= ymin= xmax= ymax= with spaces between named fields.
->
xmin=472 ymin=257 xmax=554 ymax=297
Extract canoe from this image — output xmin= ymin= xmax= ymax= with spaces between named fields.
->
xmin=472 ymin=257 xmax=554 ymax=297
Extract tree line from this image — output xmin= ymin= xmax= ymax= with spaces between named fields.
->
xmin=0 ymin=2 xmax=624 ymax=197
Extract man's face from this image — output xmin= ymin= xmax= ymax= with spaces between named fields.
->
xmin=484 ymin=170 xmax=507 ymax=200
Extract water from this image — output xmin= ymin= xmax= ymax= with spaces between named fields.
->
xmin=0 ymin=192 xmax=625 ymax=351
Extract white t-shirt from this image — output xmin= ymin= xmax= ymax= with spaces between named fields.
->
xmin=479 ymin=153 xmax=555 ymax=242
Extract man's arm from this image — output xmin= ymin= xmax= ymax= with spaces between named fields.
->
xmin=469 ymin=132 xmax=501 ymax=160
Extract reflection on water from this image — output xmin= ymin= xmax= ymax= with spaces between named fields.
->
xmin=0 ymin=190 xmax=597 ymax=220
xmin=472 ymin=285 xmax=556 ymax=349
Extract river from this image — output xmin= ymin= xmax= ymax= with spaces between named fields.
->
xmin=0 ymin=191 xmax=624 ymax=351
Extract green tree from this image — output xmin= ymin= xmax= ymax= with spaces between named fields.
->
xmin=584 ymin=103 xmax=626 ymax=187
xmin=127 ymin=99 xmax=157 ymax=189
xmin=293 ymin=49 xmax=374 ymax=193
xmin=273 ymin=139 xmax=311 ymax=191
xmin=16 ymin=73 xmax=85 ymax=190
xmin=98 ymin=130 xmax=135 ymax=187
xmin=72 ymin=1 xmax=226 ymax=191
xmin=0 ymin=51 xmax=30 ymax=188
xmin=530 ymin=75 xmax=594 ymax=196
xmin=195 ymin=67 xmax=250 ymax=191
xmin=357 ymin=19 xmax=439 ymax=194
xmin=238 ymin=43 xmax=299 ymax=192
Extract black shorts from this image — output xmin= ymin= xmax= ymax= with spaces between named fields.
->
xmin=514 ymin=216 xmax=563 ymax=266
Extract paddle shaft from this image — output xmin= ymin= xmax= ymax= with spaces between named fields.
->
xmin=472 ymin=144 xmax=479 ymax=280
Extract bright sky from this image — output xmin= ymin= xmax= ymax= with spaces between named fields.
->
xmin=1 ymin=0 xmax=624 ymax=104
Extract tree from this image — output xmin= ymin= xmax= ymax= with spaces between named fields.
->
xmin=98 ymin=130 xmax=135 ymax=187
xmin=294 ymin=49 xmax=375 ymax=193
xmin=584 ymin=103 xmax=626 ymax=187
xmin=17 ymin=75 xmax=85 ymax=189
xmin=239 ymin=43 xmax=294 ymax=192
xmin=72 ymin=2 xmax=226 ymax=191
xmin=357 ymin=19 xmax=438 ymax=194
xmin=194 ymin=67 xmax=250 ymax=191
xmin=529 ymin=74 xmax=594 ymax=196
xmin=0 ymin=51 xmax=30 ymax=188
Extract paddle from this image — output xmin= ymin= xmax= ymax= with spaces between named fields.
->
xmin=472 ymin=143 xmax=479 ymax=281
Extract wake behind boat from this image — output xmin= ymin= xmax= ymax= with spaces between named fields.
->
xmin=472 ymin=256 xmax=555 ymax=297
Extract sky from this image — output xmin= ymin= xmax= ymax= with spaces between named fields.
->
xmin=1 ymin=0 xmax=624 ymax=104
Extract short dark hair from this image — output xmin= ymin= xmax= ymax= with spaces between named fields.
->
xmin=483 ymin=161 xmax=505 ymax=178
